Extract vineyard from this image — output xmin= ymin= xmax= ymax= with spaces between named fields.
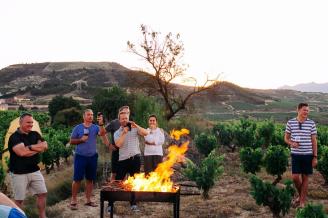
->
xmin=1 ymin=109 xmax=328 ymax=217
xmin=0 ymin=111 xmax=73 ymax=189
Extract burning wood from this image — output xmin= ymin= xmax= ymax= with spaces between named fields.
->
xmin=122 ymin=128 xmax=190 ymax=193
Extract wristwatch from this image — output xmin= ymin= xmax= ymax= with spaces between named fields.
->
xmin=28 ymin=145 xmax=33 ymax=151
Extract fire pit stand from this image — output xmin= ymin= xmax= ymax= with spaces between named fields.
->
xmin=100 ymin=186 xmax=180 ymax=218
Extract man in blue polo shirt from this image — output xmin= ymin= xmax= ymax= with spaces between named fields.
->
xmin=69 ymin=109 xmax=106 ymax=210
xmin=284 ymin=102 xmax=318 ymax=208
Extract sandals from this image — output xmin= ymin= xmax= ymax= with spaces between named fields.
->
xmin=291 ymin=197 xmax=300 ymax=208
xmin=70 ymin=202 xmax=78 ymax=210
xmin=84 ymin=201 xmax=98 ymax=207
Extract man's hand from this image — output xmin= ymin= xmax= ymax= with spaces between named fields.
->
xmin=290 ymin=141 xmax=299 ymax=148
xmin=81 ymin=135 xmax=88 ymax=142
xmin=130 ymin=121 xmax=137 ymax=128
xmin=109 ymin=144 xmax=117 ymax=151
xmin=312 ymin=157 xmax=318 ymax=168
xmin=40 ymin=141 xmax=48 ymax=151
xmin=122 ymin=126 xmax=129 ymax=134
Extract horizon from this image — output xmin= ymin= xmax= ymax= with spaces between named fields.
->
xmin=0 ymin=0 xmax=327 ymax=89
xmin=1 ymin=61 xmax=327 ymax=90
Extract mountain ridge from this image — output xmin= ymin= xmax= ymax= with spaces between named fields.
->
xmin=1 ymin=62 xmax=328 ymax=123
xmin=279 ymin=82 xmax=328 ymax=93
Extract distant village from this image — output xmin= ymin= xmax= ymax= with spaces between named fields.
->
xmin=0 ymin=95 xmax=92 ymax=111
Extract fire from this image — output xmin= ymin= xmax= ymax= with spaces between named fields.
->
xmin=123 ymin=128 xmax=189 ymax=192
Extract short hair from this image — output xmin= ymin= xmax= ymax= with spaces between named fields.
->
xmin=298 ymin=103 xmax=309 ymax=110
xmin=118 ymin=106 xmax=130 ymax=112
xmin=19 ymin=112 xmax=33 ymax=121
xmin=84 ymin=109 xmax=93 ymax=115
xmin=118 ymin=111 xmax=128 ymax=119
xmin=148 ymin=114 xmax=157 ymax=121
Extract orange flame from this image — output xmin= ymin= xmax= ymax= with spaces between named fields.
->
xmin=123 ymin=129 xmax=189 ymax=192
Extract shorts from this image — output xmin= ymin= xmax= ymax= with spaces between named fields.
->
xmin=10 ymin=171 xmax=47 ymax=201
xmin=111 ymin=150 xmax=119 ymax=173
xmin=291 ymin=154 xmax=313 ymax=175
xmin=73 ymin=153 xmax=98 ymax=181
xmin=115 ymin=154 xmax=141 ymax=180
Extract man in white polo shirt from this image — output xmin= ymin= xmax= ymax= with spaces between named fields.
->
xmin=284 ymin=102 xmax=318 ymax=208
xmin=114 ymin=111 xmax=148 ymax=211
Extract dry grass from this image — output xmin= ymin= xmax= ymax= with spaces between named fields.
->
xmin=46 ymin=151 xmax=328 ymax=218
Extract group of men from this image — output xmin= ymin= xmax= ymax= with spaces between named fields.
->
xmin=4 ymin=102 xmax=318 ymax=217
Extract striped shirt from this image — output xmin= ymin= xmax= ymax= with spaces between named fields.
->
xmin=114 ymin=127 xmax=141 ymax=161
xmin=285 ymin=118 xmax=317 ymax=155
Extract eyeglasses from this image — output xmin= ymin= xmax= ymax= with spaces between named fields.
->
xmin=299 ymin=122 xmax=302 ymax=130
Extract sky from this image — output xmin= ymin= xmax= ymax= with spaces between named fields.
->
xmin=0 ymin=0 xmax=327 ymax=89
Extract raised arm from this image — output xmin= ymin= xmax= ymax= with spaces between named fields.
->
xmin=130 ymin=121 xmax=149 ymax=137
xmin=114 ymin=128 xmax=128 ymax=148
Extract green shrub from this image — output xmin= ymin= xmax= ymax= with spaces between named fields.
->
xmin=0 ymin=163 xmax=6 ymax=191
xmin=256 ymin=119 xmax=275 ymax=148
xmin=183 ymin=150 xmax=224 ymax=199
xmin=48 ymin=95 xmax=81 ymax=123
xmin=168 ymin=115 xmax=211 ymax=138
xmin=132 ymin=93 xmax=166 ymax=129
xmin=271 ymin=124 xmax=286 ymax=147
xmin=195 ymin=133 xmax=217 ymax=156
xmin=234 ymin=118 xmax=257 ymax=147
xmin=240 ymin=147 xmax=263 ymax=174
xmin=91 ymin=86 xmax=132 ymax=121
xmin=263 ymin=145 xmax=289 ymax=184
xmin=317 ymin=125 xmax=328 ymax=147
xmin=296 ymin=203 xmax=328 ymax=218
xmin=213 ymin=123 xmax=235 ymax=151
xmin=317 ymin=146 xmax=328 ymax=185
xmin=250 ymin=175 xmax=295 ymax=217
xmin=53 ymin=107 xmax=82 ymax=127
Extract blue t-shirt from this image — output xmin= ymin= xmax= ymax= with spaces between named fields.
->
xmin=71 ymin=124 xmax=100 ymax=157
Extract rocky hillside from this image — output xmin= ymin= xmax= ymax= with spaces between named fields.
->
xmin=1 ymin=62 xmax=328 ymax=123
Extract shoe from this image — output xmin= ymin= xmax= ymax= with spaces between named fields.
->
xmin=130 ymin=205 xmax=140 ymax=212
xmin=84 ymin=201 xmax=98 ymax=207
xmin=291 ymin=197 xmax=300 ymax=208
xmin=69 ymin=202 xmax=78 ymax=210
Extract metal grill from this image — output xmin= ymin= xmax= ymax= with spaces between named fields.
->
xmin=100 ymin=181 xmax=180 ymax=218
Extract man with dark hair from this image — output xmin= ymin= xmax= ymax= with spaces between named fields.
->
xmin=69 ymin=109 xmax=106 ymax=210
xmin=8 ymin=113 xmax=48 ymax=218
xmin=284 ymin=103 xmax=318 ymax=208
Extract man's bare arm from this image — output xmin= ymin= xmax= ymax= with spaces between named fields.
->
xmin=12 ymin=143 xmax=38 ymax=157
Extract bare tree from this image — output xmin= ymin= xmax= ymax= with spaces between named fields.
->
xmin=128 ymin=24 xmax=219 ymax=120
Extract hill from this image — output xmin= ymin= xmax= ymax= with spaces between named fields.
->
xmin=280 ymin=82 xmax=328 ymax=93
xmin=1 ymin=62 xmax=328 ymax=123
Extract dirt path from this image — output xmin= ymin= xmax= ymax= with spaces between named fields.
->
xmin=46 ymin=152 xmax=328 ymax=218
